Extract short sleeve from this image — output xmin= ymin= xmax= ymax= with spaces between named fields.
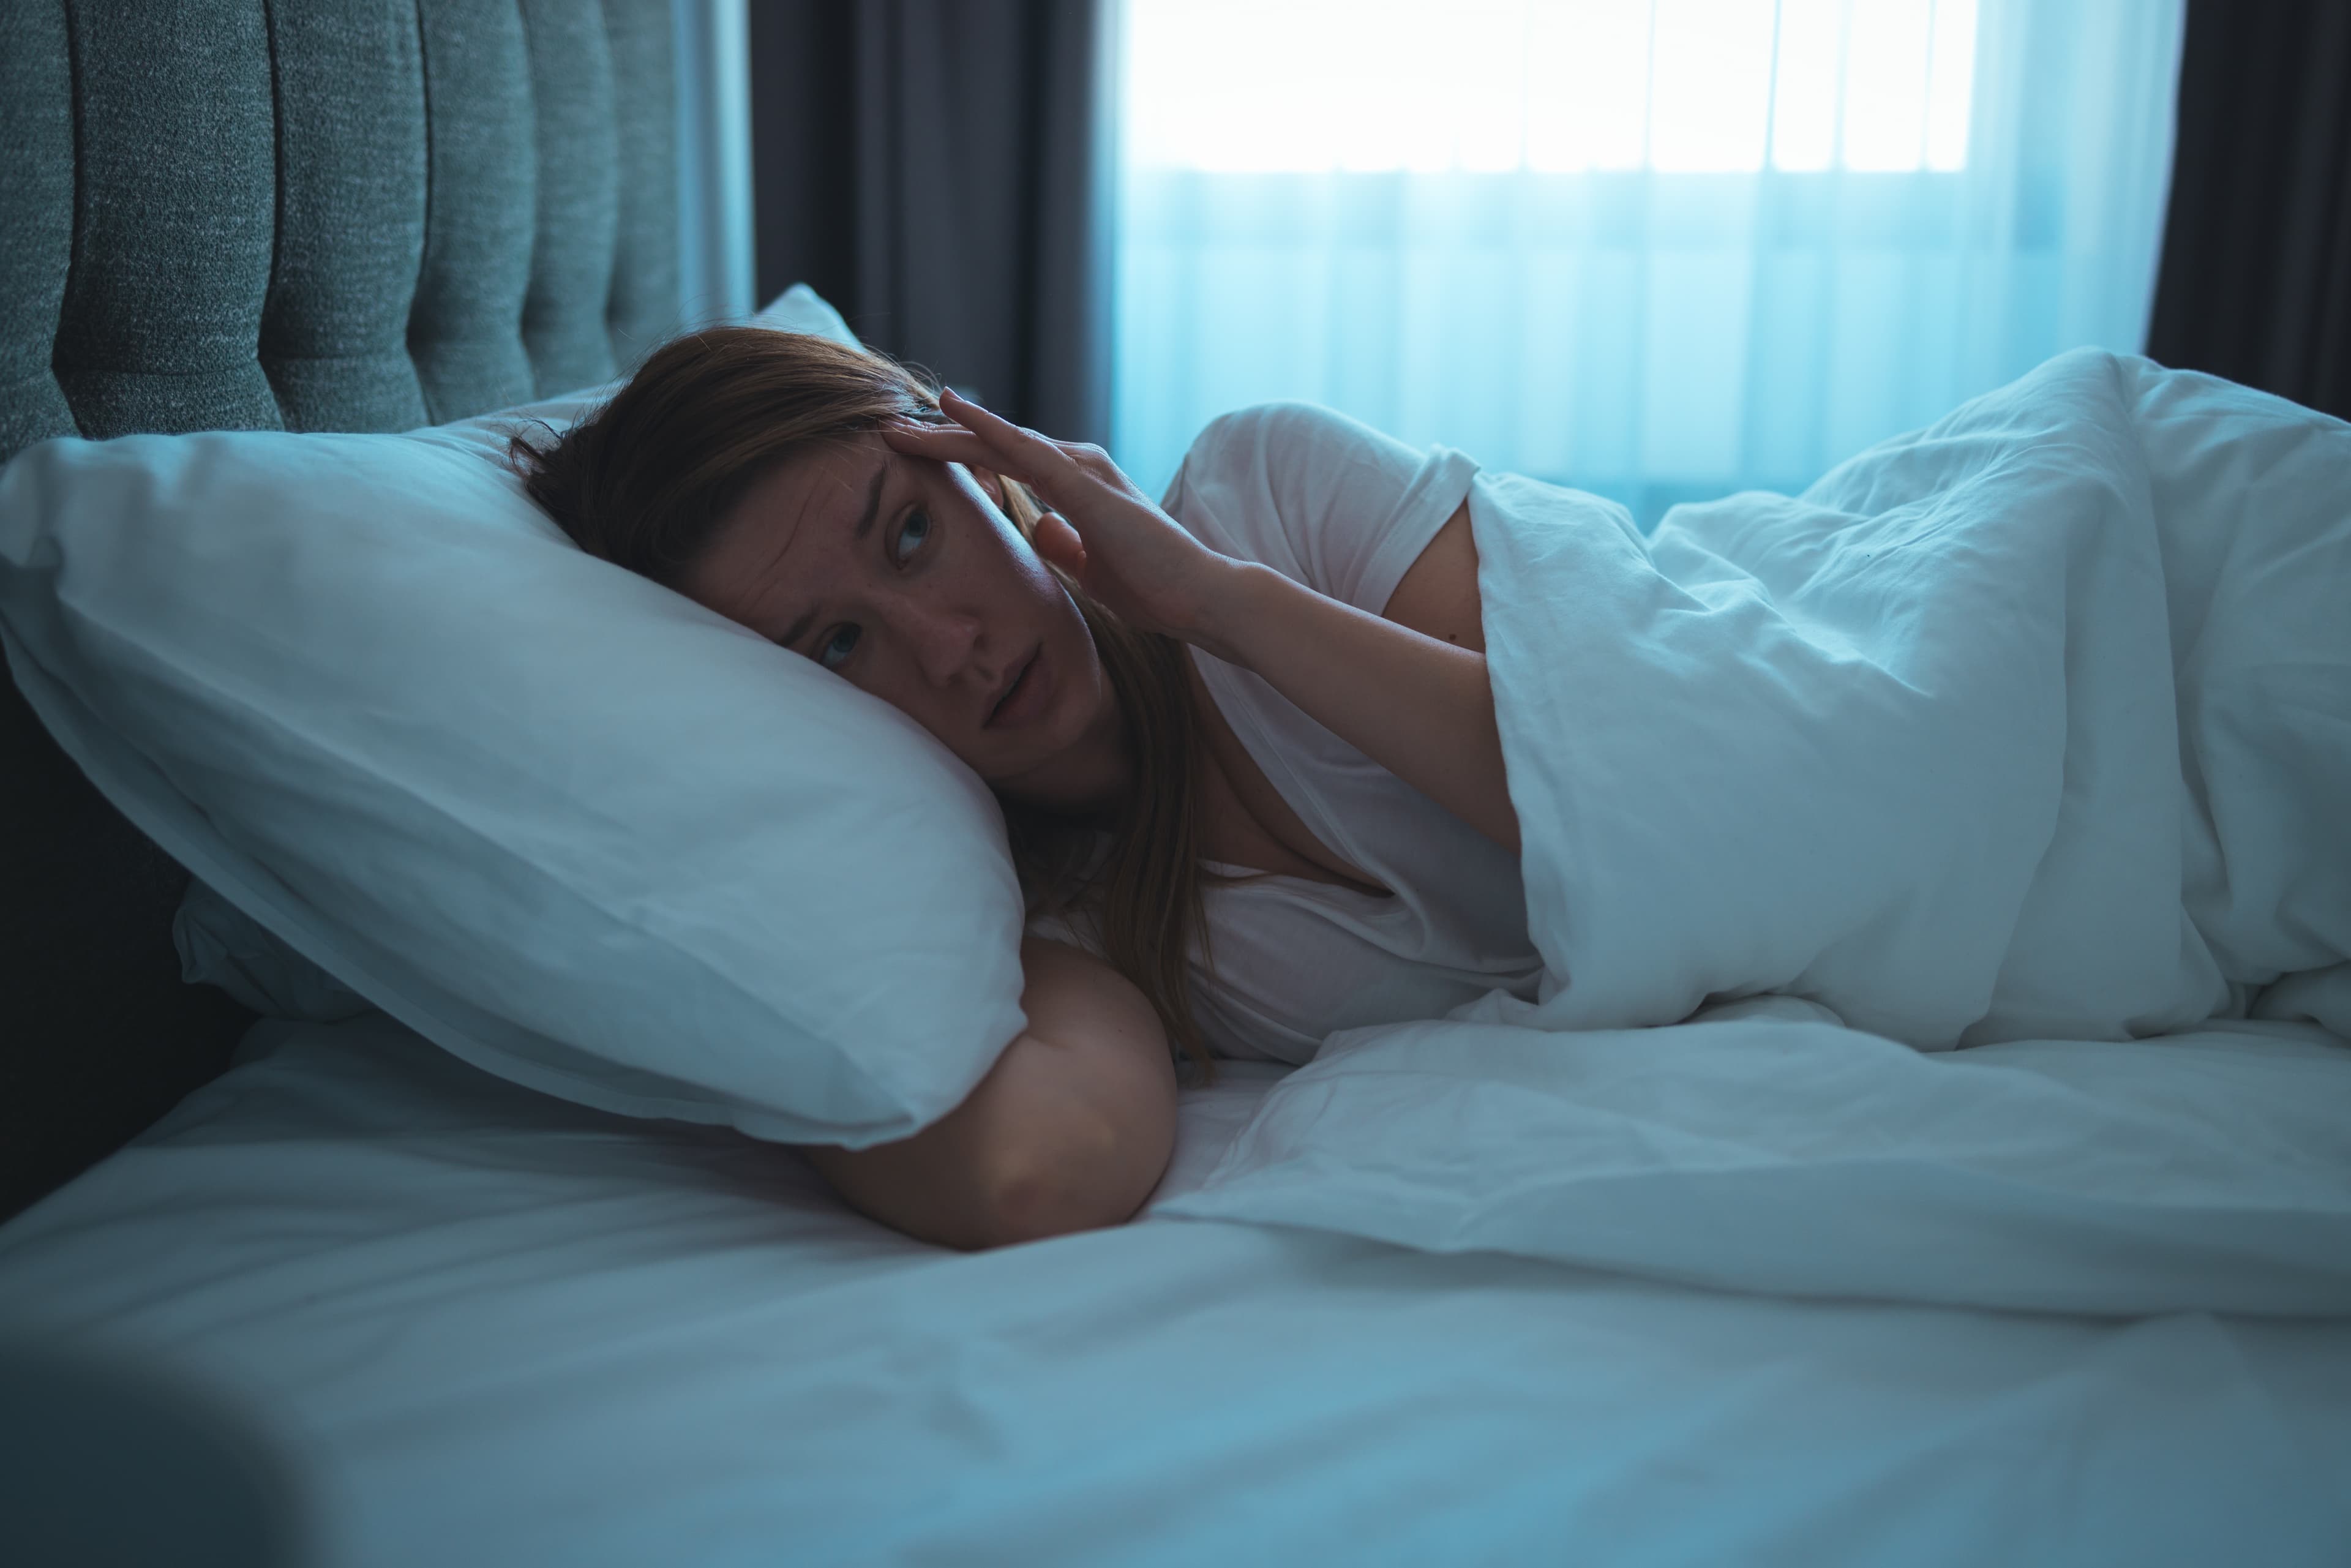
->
xmin=1158 ymin=402 xmax=1480 ymax=616
xmin=1024 ymin=904 xmax=1105 ymax=958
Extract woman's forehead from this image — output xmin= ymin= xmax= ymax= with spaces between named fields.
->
xmin=762 ymin=436 xmax=893 ymax=527
xmin=688 ymin=440 xmax=895 ymax=619
xmin=730 ymin=440 xmax=899 ymax=557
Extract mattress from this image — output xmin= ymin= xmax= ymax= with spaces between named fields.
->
xmin=3 ymin=1013 xmax=2348 ymax=1566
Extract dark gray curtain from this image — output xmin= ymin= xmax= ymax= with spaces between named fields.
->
xmin=748 ymin=1 xmax=1113 ymax=445
xmin=2147 ymin=0 xmax=2351 ymax=420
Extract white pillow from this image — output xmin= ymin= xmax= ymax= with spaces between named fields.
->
xmin=751 ymin=281 xmax=861 ymax=347
xmin=0 ymin=289 xmax=1027 ymax=1145
xmin=160 ymin=285 xmax=875 ymax=1023
xmin=174 ymin=877 xmax=372 ymax=1023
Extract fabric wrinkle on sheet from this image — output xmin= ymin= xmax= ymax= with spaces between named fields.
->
xmin=1036 ymin=402 xmax=1547 ymax=1064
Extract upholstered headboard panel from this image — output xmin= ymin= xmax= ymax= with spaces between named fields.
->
xmin=0 ymin=0 xmax=684 ymax=1215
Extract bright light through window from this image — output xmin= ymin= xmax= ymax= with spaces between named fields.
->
xmin=1125 ymin=0 xmax=1977 ymax=174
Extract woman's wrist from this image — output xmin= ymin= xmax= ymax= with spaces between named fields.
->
xmin=1174 ymin=556 xmax=1280 ymax=665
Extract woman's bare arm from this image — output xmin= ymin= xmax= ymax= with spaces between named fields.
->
xmin=1381 ymin=503 xmax=1487 ymax=656
xmin=800 ymin=936 xmax=1178 ymax=1250
xmin=1194 ymin=502 xmax=1517 ymax=852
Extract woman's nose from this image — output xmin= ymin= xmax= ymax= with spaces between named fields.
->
xmin=893 ymin=601 xmax=983 ymax=685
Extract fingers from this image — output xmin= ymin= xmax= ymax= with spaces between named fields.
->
xmin=940 ymin=392 xmax=1131 ymax=496
xmin=1032 ymin=511 xmax=1088 ymax=574
xmin=894 ymin=388 xmax=1074 ymax=470
xmin=885 ymin=392 xmax=1128 ymax=519
xmin=936 ymin=388 xmax=1084 ymax=481
xmin=883 ymin=399 xmax=1054 ymax=479
xmin=936 ymin=386 xmax=1027 ymax=443
xmin=880 ymin=421 xmax=1004 ymax=473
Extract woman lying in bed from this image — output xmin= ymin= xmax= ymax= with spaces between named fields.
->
xmin=516 ymin=328 xmax=1539 ymax=1249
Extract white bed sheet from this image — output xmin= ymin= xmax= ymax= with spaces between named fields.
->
xmin=3 ymin=1015 xmax=2348 ymax=1567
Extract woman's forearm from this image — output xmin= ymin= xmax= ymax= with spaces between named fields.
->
xmin=801 ymin=938 xmax=1178 ymax=1250
xmin=1189 ymin=561 xmax=1521 ymax=853
xmin=804 ymin=1033 xmax=1155 ymax=1250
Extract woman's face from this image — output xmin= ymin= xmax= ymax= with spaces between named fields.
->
xmin=684 ymin=435 xmax=1123 ymax=809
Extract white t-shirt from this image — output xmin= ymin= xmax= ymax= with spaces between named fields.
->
xmin=1056 ymin=402 xmax=1546 ymax=1064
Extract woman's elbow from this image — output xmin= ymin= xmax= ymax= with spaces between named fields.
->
xmin=964 ymin=1112 xmax=1166 ymax=1250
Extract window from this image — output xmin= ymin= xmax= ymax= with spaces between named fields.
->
xmin=1128 ymin=0 xmax=1978 ymax=175
xmin=1113 ymin=0 xmax=2183 ymax=525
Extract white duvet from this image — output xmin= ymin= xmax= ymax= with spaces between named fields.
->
xmin=1164 ymin=352 xmax=2351 ymax=1315
xmin=1482 ymin=348 xmax=2349 ymax=1047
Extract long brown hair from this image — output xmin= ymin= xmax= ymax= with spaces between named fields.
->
xmin=509 ymin=326 xmax=1218 ymax=1078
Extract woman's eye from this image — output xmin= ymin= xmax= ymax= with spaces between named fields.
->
xmin=816 ymin=625 xmax=860 ymax=670
xmin=894 ymin=510 xmax=931 ymax=564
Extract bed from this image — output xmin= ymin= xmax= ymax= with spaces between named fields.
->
xmin=5 ymin=1012 xmax=2349 ymax=1565
xmin=3 ymin=5 xmax=2349 ymax=1565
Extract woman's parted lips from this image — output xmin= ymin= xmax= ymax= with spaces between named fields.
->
xmin=984 ymin=645 xmax=1041 ymax=728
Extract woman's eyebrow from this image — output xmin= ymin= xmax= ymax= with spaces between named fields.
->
xmin=776 ymin=461 xmax=893 ymax=650
xmin=851 ymin=459 xmax=890 ymax=541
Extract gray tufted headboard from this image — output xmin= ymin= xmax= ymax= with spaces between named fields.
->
xmin=0 ymin=0 xmax=688 ymax=1215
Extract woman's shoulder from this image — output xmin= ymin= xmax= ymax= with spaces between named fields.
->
xmin=1166 ymin=400 xmax=1419 ymax=504
xmin=1164 ymin=402 xmax=1472 ymax=613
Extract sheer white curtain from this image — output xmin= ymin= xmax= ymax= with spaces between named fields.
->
xmin=1111 ymin=0 xmax=2185 ymax=523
